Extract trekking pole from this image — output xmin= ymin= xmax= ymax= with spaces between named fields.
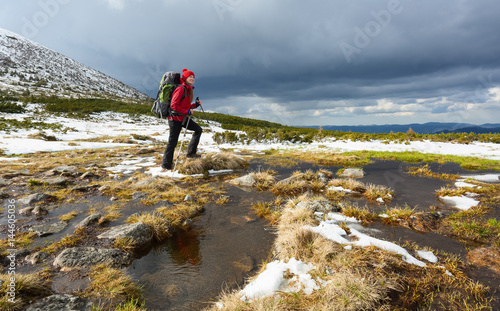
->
xmin=172 ymin=115 xmax=191 ymax=177
xmin=196 ymin=97 xmax=218 ymax=145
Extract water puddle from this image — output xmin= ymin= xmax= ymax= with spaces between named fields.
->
xmin=126 ymin=185 xmax=275 ymax=311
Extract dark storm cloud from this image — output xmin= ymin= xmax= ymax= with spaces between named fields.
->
xmin=1 ymin=0 xmax=499 ymax=125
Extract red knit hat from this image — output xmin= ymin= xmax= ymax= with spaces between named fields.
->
xmin=182 ymin=68 xmax=195 ymax=80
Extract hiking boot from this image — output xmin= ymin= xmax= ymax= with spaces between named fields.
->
xmin=186 ymin=153 xmax=201 ymax=159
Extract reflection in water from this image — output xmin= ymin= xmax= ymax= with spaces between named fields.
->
xmin=167 ymin=230 xmax=202 ymax=266
xmin=127 ymin=185 xmax=275 ymax=311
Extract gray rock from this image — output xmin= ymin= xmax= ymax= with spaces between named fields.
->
xmin=0 ymin=178 xmax=11 ymax=187
xmin=79 ymin=171 xmax=96 ymax=179
xmin=44 ymin=177 xmax=69 ymax=186
xmin=229 ymin=174 xmax=257 ymax=187
xmin=0 ymin=190 xmax=8 ymax=198
xmin=52 ymin=165 xmax=80 ymax=176
xmin=32 ymin=205 xmax=48 ymax=216
xmin=97 ymin=222 xmax=153 ymax=248
xmin=296 ymin=200 xmax=342 ymax=213
xmin=19 ymin=206 xmax=35 ymax=215
xmin=31 ymin=221 xmax=68 ymax=237
xmin=276 ymin=173 xmax=304 ymax=185
xmin=339 ymin=168 xmax=365 ymax=178
xmin=26 ymin=294 xmax=92 ymax=311
xmin=53 ymin=247 xmax=132 ymax=270
xmin=74 ymin=213 xmax=102 ymax=229
xmin=19 ymin=193 xmax=52 ymax=205
xmin=25 ymin=251 xmax=49 ymax=265
xmin=98 ymin=185 xmax=110 ymax=192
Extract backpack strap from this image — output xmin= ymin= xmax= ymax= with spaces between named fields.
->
xmin=169 ymin=85 xmax=188 ymax=117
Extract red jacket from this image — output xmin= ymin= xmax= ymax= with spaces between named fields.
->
xmin=169 ymin=79 xmax=197 ymax=121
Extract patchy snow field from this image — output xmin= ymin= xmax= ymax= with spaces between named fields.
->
xmin=2 ymin=106 xmax=500 ymax=161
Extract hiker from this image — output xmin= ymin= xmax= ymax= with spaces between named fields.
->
xmin=161 ymin=68 xmax=202 ymax=171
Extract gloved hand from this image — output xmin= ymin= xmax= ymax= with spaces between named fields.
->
xmin=188 ymin=109 xmax=192 ymax=116
xmin=195 ymin=97 xmax=201 ymax=108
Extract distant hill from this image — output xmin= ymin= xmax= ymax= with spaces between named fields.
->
xmin=0 ymin=28 xmax=150 ymax=101
xmin=306 ymin=122 xmax=500 ymax=134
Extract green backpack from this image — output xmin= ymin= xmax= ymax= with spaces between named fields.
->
xmin=151 ymin=71 xmax=186 ymax=118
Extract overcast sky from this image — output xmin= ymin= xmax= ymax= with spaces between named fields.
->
xmin=1 ymin=0 xmax=500 ymax=126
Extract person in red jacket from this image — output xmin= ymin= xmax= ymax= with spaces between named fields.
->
xmin=161 ymin=68 xmax=202 ymax=171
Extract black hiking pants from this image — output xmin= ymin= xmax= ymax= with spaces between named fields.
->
xmin=161 ymin=117 xmax=202 ymax=169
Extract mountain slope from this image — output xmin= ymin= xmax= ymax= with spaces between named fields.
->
xmin=0 ymin=28 xmax=150 ymax=101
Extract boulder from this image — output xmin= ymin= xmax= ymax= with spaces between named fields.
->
xmin=31 ymin=221 xmax=68 ymax=237
xmin=79 ymin=171 xmax=97 ymax=179
xmin=229 ymin=174 xmax=257 ymax=187
xmin=32 ymin=205 xmax=49 ymax=216
xmin=18 ymin=193 xmax=53 ymax=205
xmin=74 ymin=213 xmax=102 ymax=229
xmin=25 ymin=251 xmax=49 ymax=265
xmin=44 ymin=177 xmax=69 ymax=186
xmin=339 ymin=168 xmax=365 ymax=178
xmin=26 ymin=294 xmax=92 ymax=311
xmin=52 ymin=165 xmax=80 ymax=176
xmin=53 ymin=247 xmax=132 ymax=270
xmin=97 ymin=223 xmax=153 ymax=249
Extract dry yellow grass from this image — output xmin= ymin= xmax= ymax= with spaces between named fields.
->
xmin=364 ymin=184 xmax=394 ymax=203
xmin=86 ymin=263 xmax=143 ymax=301
xmin=178 ymin=152 xmax=250 ymax=175
xmin=250 ymin=170 xmax=276 ymax=191
xmin=0 ymin=273 xmax=52 ymax=311
xmin=328 ymin=178 xmax=366 ymax=192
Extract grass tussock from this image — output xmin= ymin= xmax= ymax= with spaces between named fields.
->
xmin=250 ymin=169 xmax=277 ymax=191
xmin=271 ymin=179 xmax=309 ymax=196
xmin=341 ymin=203 xmax=378 ymax=224
xmin=86 ymin=263 xmax=143 ymax=301
xmin=0 ymin=273 xmax=52 ymax=311
xmin=178 ymin=152 xmax=250 ymax=175
xmin=41 ymin=227 xmax=88 ymax=254
xmin=381 ymin=205 xmax=416 ymax=225
xmin=364 ymin=184 xmax=394 ymax=203
xmin=59 ymin=210 xmax=79 ymax=222
xmin=126 ymin=211 xmax=171 ymax=242
xmin=127 ymin=202 xmax=203 ymax=241
xmin=406 ymin=164 xmax=461 ymax=180
xmin=328 ymin=178 xmax=366 ymax=192
xmin=252 ymin=202 xmax=281 ymax=225
xmin=0 ymin=232 xmax=37 ymax=253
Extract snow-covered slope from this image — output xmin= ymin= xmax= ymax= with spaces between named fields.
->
xmin=0 ymin=28 xmax=150 ymax=101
